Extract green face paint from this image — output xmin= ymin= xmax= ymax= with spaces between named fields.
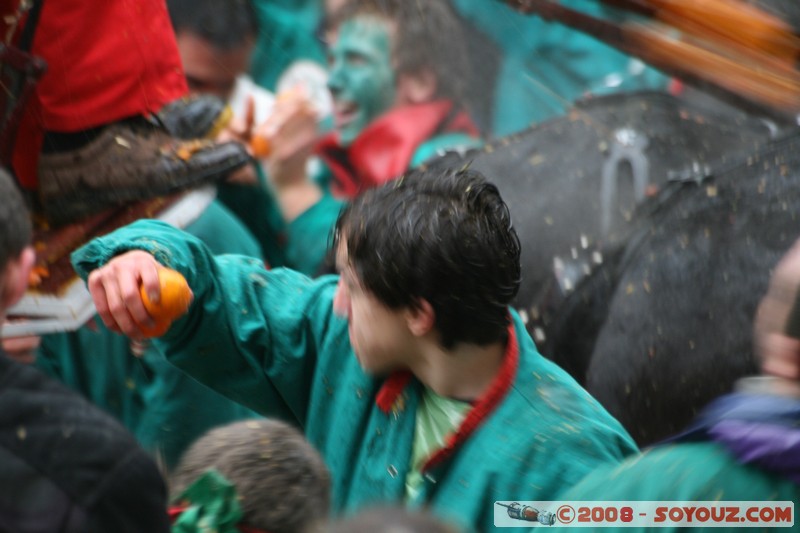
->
xmin=327 ymin=16 xmax=396 ymax=147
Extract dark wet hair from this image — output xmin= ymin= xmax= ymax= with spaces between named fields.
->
xmin=334 ymin=167 xmax=521 ymax=349
xmin=167 ymin=0 xmax=257 ymax=50
xmin=170 ymin=419 xmax=331 ymax=533
xmin=0 ymin=168 xmax=31 ymax=272
xmin=328 ymin=0 xmax=470 ymax=106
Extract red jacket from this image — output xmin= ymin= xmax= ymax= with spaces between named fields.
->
xmin=316 ymin=100 xmax=478 ymax=198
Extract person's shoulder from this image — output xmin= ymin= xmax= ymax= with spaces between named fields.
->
xmin=0 ymin=353 xmax=164 ymax=502
xmin=491 ymin=318 xmax=637 ymax=458
xmin=509 ymin=318 xmax=613 ymax=424
xmin=563 ymin=441 xmax=800 ymax=503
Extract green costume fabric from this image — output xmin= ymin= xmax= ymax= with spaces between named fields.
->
xmin=219 ymin=164 xmax=342 ymax=276
xmin=452 ymin=0 xmax=668 ymax=137
xmin=72 ymin=220 xmax=638 ymax=533
xmin=37 ymin=200 xmax=262 ymax=469
xmin=219 ymin=137 xmax=470 ymax=278
xmin=217 ymin=167 xmax=288 ymax=270
xmin=561 ymin=442 xmax=800 ymax=532
xmin=171 ymin=470 xmax=243 ymax=533
xmin=249 ymin=0 xmax=326 ymax=92
xmin=285 ymin=191 xmax=344 ymax=276
xmin=35 ymin=319 xmax=148 ymax=431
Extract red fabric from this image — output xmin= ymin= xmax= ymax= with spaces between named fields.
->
xmin=376 ymin=370 xmax=413 ymax=414
xmin=168 ymin=504 xmax=188 ymax=522
xmin=316 ymin=100 xmax=478 ymax=199
xmin=2 ymin=0 xmax=187 ymax=188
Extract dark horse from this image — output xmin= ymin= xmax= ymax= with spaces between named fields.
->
xmin=544 ymin=129 xmax=800 ymax=445
xmin=426 ymin=90 xmax=785 ymax=445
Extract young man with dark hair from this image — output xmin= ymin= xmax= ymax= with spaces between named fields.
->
xmin=0 ymin=168 xmax=170 ymax=532
xmin=74 ymin=167 xmax=636 ymax=532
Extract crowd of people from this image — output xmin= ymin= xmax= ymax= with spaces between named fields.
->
xmin=0 ymin=0 xmax=796 ymax=531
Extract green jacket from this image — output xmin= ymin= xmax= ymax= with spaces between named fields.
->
xmin=218 ymin=164 xmax=344 ymax=277
xmin=72 ymin=220 xmax=637 ymax=532
xmin=38 ymin=201 xmax=262 ymax=468
xmin=248 ymin=0 xmax=326 ymax=92
xmin=561 ymin=442 xmax=800 ymax=532
xmin=217 ymin=176 xmax=288 ymax=271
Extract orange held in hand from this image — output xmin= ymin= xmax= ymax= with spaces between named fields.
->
xmin=138 ymin=267 xmax=192 ymax=338
xmin=250 ymin=134 xmax=271 ymax=158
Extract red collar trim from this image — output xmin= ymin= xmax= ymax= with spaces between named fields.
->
xmin=423 ymin=323 xmax=519 ymax=471
xmin=168 ymin=504 xmax=269 ymax=533
xmin=374 ymin=321 xmax=520 ymax=469
xmin=168 ymin=504 xmax=187 ymax=521
xmin=316 ymin=100 xmax=477 ymax=198
xmin=376 ymin=370 xmax=413 ymax=413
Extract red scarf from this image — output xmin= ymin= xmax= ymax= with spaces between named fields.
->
xmin=316 ymin=100 xmax=478 ymax=198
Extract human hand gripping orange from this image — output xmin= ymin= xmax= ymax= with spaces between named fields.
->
xmin=249 ymin=89 xmax=316 ymax=160
xmin=87 ymin=251 xmax=193 ymax=339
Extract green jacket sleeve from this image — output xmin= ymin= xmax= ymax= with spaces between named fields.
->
xmin=217 ymin=178 xmax=288 ymax=269
xmin=285 ymin=192 xmax=344 ymax=276
xmin=71 ymin=219 xmax=345 ymax=427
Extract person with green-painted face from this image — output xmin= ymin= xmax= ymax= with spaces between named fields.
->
xmin=262 ymin=0 xmax=480 ymax=217
xmin=250 ymin=0 xmax=482 ymax=276
xmin=315 ymin=0 xmax=481 ymax=198
xmin=325 ymin=15 xmax=396 ymax=147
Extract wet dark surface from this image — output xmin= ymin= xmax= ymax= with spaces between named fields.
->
xmin=426 ymin=90 xmax=796 ymax=445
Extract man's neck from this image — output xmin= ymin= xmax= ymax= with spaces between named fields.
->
xmin=409 ymin=339 xmax=507 ymax=402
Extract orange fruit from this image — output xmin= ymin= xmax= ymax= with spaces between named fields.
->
xmin=137 ymin=317 xmax=172 ymax=338
xmin=137 ymin=267 xmax=192 ymax=338
xmin=250 ymin=134 xmax=271 ymax=158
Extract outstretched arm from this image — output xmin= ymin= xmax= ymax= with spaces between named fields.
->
xmin=257 ymin=90 xmax=322 ymax=221
xmin=72 ymin=220 xmax=345 ymax=423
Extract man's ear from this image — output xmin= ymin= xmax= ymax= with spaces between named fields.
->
xmin=395 ymin=67 xmax=438 ymax=105
xmin=1 ymin=246 xmax=35 ymax=311
xmin=406 ymin=298 xmax=435 ymax=337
